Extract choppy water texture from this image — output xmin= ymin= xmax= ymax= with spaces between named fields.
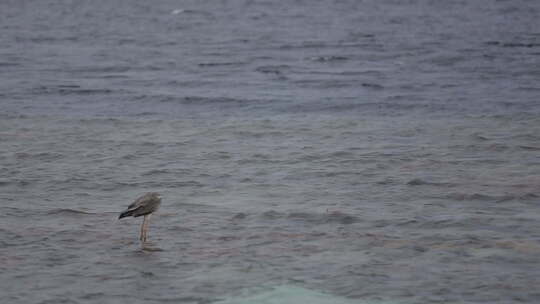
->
xmin=1 ymin=0 xmax=540 ymax=303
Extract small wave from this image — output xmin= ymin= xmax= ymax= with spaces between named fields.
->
xmin=471 ymin=133 xmax=489 ymax=141
xmin=280 ymin=41 xmax=365 ymax=50
xmin=520 ymin=193 xmax=539 ymax=200
xmin=231 ymin=212 xmax=248 ymax=220
xmin=511 ymin=133 xmax=540 ymax=141
xmin=46 ymin=208 xmax=95 ymax=216
xmin=519 ymin=145 xmax=540 ymax=151
xmin=260 ymin=210 xmax=359 ymax=225
xmin=170 ymin=9 xmax=213 ymax=17
xmin=260 ymin=210 xmax=285 ymax=219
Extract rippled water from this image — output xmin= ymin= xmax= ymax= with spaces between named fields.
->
xmin=1 ymin=0 xmax=540 ymax=303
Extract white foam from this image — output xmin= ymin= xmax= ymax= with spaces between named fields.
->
xmin=216 ymin=285 xmax=387 ymax=304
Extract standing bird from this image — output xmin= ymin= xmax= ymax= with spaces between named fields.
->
xmin=118 ymin=192 xmax=162 ymax=242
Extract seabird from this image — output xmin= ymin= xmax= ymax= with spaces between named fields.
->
xmin=118 ymin=192 xmax=161 ymax=242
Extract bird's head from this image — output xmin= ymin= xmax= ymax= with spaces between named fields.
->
xmin=150 ymin=192 xmax=162 ymax=200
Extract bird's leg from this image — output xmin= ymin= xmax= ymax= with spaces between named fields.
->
xmin=142 ymin=214 xmax=151 ymax=242
xmin=140 ymin=215 xmax=148 ymax=242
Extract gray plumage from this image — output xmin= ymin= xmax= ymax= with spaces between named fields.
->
xmin=118 ymin=192 xmax=162 ymax=242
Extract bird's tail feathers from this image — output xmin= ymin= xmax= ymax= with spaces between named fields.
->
xmin=118 ymin=209 xmax=135 ymax=219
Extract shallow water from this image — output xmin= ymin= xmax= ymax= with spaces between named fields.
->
xmin=1 ymin=0 xmax=540 ymax=303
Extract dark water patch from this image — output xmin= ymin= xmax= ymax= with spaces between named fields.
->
xmin=15 ymin=152 xmax=64 ymax=161
xmin=339 ymin=70 xmax=385 ymax=77
xmin=307 ymin=55 xmax=349 ymax=62
xmin=424 ymin=54 xmax=466 ymax=67
xmin=519 ymin=193 xmax=539 ymax=200
xmin=202 ymin=151 xmax=232 ymax=160
xmin=37 ymin=297 xmax=79 ymax=304
xmin=157 ymin=95 xmax=263 ymax=106
xmin=32 ymin=85 xmax=114 ymax=95
xmin=279 ymin=41 xmax=369 ymax=50
xmin=258 ymin=210 xmax=359 ymax=225
xmin=279 ymin=41 xmax=329 ymax=50
xmin=502 ymin=43 xmax=540 ymax=48
xmin=317 ymin=170 xmax=363 ymax=178
xmin=120 ymin=153 xmax=138 ymax=160
xmin=376 ymin=177 xmax=400 ymax=185
xmin=100 ymin=74 xmax=130 ymax=79
xmin=15 ymin=34 xmax=80 ymax=44
xmin=66 ymin=65 xmax=131 ymax=74
xmin=255 ymin=65 xmax=290 ymax=74
xmin=232 ymin=130 xmax=287 ymax=139
xmin=141 ymin=168 xmax=194 ymax=176
xmin=198 ymin=61 xmax=247 ymax=67
xmin=110 ymin=180 xmax=204 ymax=190
xmin=407 ymin=178 xmax=430 ymax=186
xmin=0 ymin=61 xmax=20 ymax=67
xmin=134 ymin=112 xmax=160 ymax=117
xmin=79 ymin=293 xmax=105 ymax=300
xmin=76 ymin=117 xmax=123 ymax=124
xmin=299 ymin=101 xmax=446 ymax=115
xmin=394 ymin=216 xmax=517 ymax=232
xmin=361 ymin=83 xmax=384 ymax=90
xmin=406 ymin=178 xmax=454 ymax=187
xmin=439 ymin=193 xmax=515 ymax=202
xmin=484 ymin=41 xmax=501 ymax=46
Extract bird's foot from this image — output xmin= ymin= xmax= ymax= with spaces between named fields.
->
xmin=141 ymin=241 xmax=163 ymax=252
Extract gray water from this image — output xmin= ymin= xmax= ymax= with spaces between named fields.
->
xmin=1 ymin=0 xmax=540 ymax=303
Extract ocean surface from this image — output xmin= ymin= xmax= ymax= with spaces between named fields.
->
xmin=1 ymin=0 xmax=540 ymax=303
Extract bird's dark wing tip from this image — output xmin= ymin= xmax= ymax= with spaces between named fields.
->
xmin=118 ymin=210 xmax=134 ymax=219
